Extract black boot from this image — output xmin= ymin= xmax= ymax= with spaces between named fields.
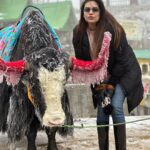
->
xmin=97 ymin=123 xmax=109 ymax=150
xmin=114 ymin=124 xmax=126 ymax=150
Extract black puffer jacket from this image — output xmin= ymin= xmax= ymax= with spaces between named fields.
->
xmin=72 ymin=26 xmax=144 ymax=113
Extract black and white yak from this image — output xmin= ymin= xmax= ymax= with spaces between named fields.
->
xmin=0 ymin=7 xmax=73 ymax=150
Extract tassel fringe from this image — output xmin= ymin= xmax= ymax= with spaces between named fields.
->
xmin=71 ymin=32 xmax=112 ymax=85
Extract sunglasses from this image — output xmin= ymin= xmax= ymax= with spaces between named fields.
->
xmin=84 ymin=7 xmax=99 ymax=13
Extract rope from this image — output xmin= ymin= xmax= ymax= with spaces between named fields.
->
xmin=60 ymin=117 xmax=150 ymax=128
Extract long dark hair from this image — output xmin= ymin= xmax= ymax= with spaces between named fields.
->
xmin=74 ymin=0 xmax=124 ymax=57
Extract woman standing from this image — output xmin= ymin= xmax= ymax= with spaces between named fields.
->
xmin=71 ymin=0 xmax=143 ymax=150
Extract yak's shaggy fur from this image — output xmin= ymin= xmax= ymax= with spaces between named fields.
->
xmin=0 ymin=7 xmax=73 ymax=150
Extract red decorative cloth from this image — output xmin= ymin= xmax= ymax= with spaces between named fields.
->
xmin=0 ymin=58 xmax=25 ymax=86
xmin=71 ymin=32 xmax=112 ymax=85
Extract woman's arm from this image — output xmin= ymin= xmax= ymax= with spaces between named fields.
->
xmin=109 ymin=32 xmax=142 ymax=95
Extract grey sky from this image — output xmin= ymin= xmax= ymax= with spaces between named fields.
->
xmin=50 ymin=0 xmax=80 ymax=8
xmin=72 ymin=0 xmax=80 ymax=9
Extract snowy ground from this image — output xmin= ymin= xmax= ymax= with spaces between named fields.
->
xmin=0 ymin=116 xmax=149 ymax=150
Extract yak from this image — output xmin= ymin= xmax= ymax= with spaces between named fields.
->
xmin=0 ymin=6 xmax=73 ymax=150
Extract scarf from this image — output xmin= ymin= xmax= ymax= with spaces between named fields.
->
xmin=71 ymin=31 xmax=112 ymax=85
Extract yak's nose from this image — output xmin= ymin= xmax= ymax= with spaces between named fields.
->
xmin=43 ymin=112 xmax=65 ymax=127
xmin=48 ymin=116 xmax=65 ymax=126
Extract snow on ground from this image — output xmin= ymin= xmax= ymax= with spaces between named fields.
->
xmin=0 ymin=116 xmax=149 ymax=150
xmin=56 ymin=116 xmax=150 ymax=150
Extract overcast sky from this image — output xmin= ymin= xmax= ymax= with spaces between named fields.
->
xmin=72 ymin=0 xmax=80 ymax=9
xmin=36 ymin=0 xmax=80 ymax=9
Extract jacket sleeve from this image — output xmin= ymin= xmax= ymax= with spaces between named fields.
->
xmin=109 ymin=32 xmax=142 ymax=95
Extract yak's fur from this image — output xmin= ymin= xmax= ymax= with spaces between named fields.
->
xmin=0 ymin=8 xmax=73 ymax=150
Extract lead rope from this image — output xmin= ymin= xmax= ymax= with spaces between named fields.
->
xmin=60 ymin=117 xmax=150 ymax=128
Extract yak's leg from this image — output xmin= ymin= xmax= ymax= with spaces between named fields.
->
xmin=0 ymin=82 xmax=11 ymax=132
xmin=27 ymin=128 xmax=37 ymax=150
xmin=27 ymin=117 xmax=39 ymax=150
xmin=46 ymin=127 xmax=58 ymax=150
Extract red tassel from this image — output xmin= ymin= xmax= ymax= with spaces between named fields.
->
xmin=5 ymin=60 xmax=25 ymax=73
xmin=0 ymin=58 xmax=25 ymax=73
xmin=0 ymin=58 xmax=25 ymax=86
xmin=71 ymin=32 xmax=112 ymax=84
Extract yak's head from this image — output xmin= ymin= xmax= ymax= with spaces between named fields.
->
xmin=6 ymin=47 xmax=71 ymax=142
xmin=22 ymin=47 xmax=70 ymax=127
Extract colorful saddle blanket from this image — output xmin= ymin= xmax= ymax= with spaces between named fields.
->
xmin=0 ymin=8 xmax=62 ymax=61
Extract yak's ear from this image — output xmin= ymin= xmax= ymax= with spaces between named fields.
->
xmin=20 ymin=70 xmax=30 ymax=85
xmin=21 ymin=62 xmax=39 ymax=83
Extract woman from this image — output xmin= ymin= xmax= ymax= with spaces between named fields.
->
xmin=71 ymin=0 xmax=143 ymax=150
